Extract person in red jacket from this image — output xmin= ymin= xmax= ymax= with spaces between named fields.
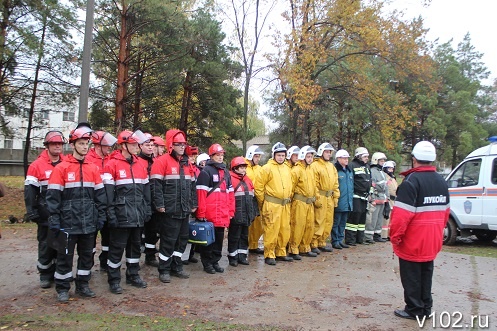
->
xmin=390 ymin=141 xmax=450 ymax=320
xmin=183 ymin=145 xmax=200 ymax=265
xmin=24 ymin=130 xmax=66 ymax=289
xmin=152 ymin=136 xmax=166 ymax=157
xmin=196 ymin=143 xmax=235 ymax=274
xmin=85 ymin=130 xmax=117 ymax=272
xmin=150 ymin=130 xmax=197 ymax=283
xmin=46 ymin=125 xmax=107 ymax=303
xmin=103 ymin=130 xmax=151 ymax=294
xmin=227 ymin=157 xmax=258 ymax=267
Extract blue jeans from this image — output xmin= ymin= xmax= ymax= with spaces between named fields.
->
xmin=332 ymin=211 xmax=349 ymax=245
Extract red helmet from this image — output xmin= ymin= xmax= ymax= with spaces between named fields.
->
xmin=44 ymin=131 xmax=67 ymax=145
xmin=152 ymin=136 xmax=165 ymax=146
xmin=230 ymin=156 xmax=247 ymax=170
xmin=69 ymin=126 xmax=94 ymax=143
xmin=208 ymin=143 xmax=225 ymax=156
xmin=92 ymin=131 xmax=117 ymax=146
xmin=172 ymin=133 xmax=187 ymax=143
xmin=186 ymin=145 xmax=199 ymax=156
xmin=117 ymin=130 xmax=148 ymax=144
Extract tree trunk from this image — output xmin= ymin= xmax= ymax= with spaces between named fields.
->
xmin=179 ymin=70 xmax=192 ymax=133
xmin=115 ymin=1 xmax=129 ymax=131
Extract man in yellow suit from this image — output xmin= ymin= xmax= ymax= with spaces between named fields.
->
xmin=255 ymin=142 xmax=294 ymax=265
xmin=288 ymin=146 xmax=318 ymax=260
xmin=246 ymin=145 xmax=265 ymax=255
xmin=310 ymin=143 xmax=340 ymax=254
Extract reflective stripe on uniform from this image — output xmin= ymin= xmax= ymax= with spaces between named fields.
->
xmin=77 ymin=269 xmax=91 ymax=276
xmin=107 ymin=260 xmax=122 ymax=268
xmin=159 ymin=253 xmax=170 ymax=261
xmin=228 ymin=250 xmax=239 ymax=257
xmin=172 ymin=251 xmax=183 ymax=257
xmin=37 ymin=260 xmax=54 ymax=270
xmin=345 ymin=223 xmax=358 ymax=231
xmin=54 ymin=271 xmax=73 ymax=280
xmin=126 ymin=258 xmax=140 ymax=264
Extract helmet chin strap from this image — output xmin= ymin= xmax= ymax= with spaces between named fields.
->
xmin=74 ymin=144 xmax=87 ymax=158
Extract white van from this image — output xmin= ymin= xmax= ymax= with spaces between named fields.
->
xmin=444 ymin=137 xmax=497 ymax=245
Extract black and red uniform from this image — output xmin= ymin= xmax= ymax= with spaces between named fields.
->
xmin=24 ymin=150 xmax=64 ymax=283
xmin=103 ymin=151 xmax=151 ymax=286
xmin=150 ymin=130 xmax=197 ymax=277
xmin=46 ymin=154 xmax=107 ymax=294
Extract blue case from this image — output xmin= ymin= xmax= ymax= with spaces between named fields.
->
xmin=188 ymin=221 xmax=215 ymax=245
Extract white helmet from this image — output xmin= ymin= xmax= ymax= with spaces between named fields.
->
xmin=196 ymin=153 xmax=210 ymax=166
xmin=354 ymin=147 xmax=369 ymax=157
xmin=298 ymin=145 xmax=316 ymax=160
xmin=272 ymin=142 xmax=287 ymax=156
xmin=383 ymin=160 xmax=396 ymax=168
xmin=371 ymin=152 xmax=387 ymax=165
xmin=286 ymin=146 xmax=300 ymax=159
xmin=246 ymin=145 xmax=264 ymax=160
xmin=317 ymin=143 xmax=334 ymax=156
xmin=412 ymin=141 xmax=436 ymax=162
xmin=335 ymin=149 xmax=350 ymax=158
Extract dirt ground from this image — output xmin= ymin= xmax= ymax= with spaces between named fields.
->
xmin=0 ymin=225 xmax=496 ymax=331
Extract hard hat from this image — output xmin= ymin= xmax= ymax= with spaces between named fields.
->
xmin=354 ymin=147 xmax=369 ymax=157
xmin=143 ymin=133 xmax=155 ymax=143
xmin=335 ymin=149 xmax=350 ymax=158
xmin=172 ymin=133 xmax=187 ymax=143
xmin=152 ymin=136 xmax=165 ymax=146
xmin=371 ymin=152 xmax=387 ymax=165
xmin=231 ymin=156 xmax=248 ymax=170
xmin=317 ymin=143 xmax=335 ymax=156
xmin=245 ymin=145 xmax=264 ymax=160
xmin=298 ymin=145 xmax=316 ymax=160
xmin=209 ymin=143 xmax=225 ymax=156
xmin=272 ymin=142 xmax=287 ymax=156
xmin=196 ymin=153 xmax=210 ymax=166
xmin=286 ymin=146 xmax=300 ymax=159
xmin=92 ymin=131 xmax=117 ymax=146
xmin=69 ymin=126 xmax=94 ymax=143
xmin=383 ymin=160 xmax=396 ymax=168
xmin=44 ymin=131 xmax=67 ymax=145
xmin=186 ymin=145 xmax=199 ymax=156
xmin=117 ymin=130 xmax=148 ymax=145
xmin=412 ymin=141 xmax=436 ymax=162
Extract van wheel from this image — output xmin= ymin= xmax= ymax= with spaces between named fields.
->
xmin=443 ymin=218 xmax=457 ymax=245
xmin=474 ymin=231 xmax=497 ymax=242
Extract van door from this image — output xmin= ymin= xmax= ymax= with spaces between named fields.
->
xmin=482 ymin=157 xmax=497 ymax=230
xmin=446 ymin=158 xmax=483 ymax=226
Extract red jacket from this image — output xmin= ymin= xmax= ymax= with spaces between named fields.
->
xmin=390 ymin=166 xmax=450 ymax=262
xmin=230 ymin=170 xmax=258 ymax=226
xmin=85 ymin=148 xmax=111 ymax=175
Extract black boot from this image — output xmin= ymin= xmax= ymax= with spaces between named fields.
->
xmin=345 ymin=230 xmax=357 ymax=245
xmin=238 ymin=254 xmax=250 ymax=265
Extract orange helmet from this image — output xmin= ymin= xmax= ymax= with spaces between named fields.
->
xmin=152 ymin=136 xmax=165 ymax=146
xmin=92 ymin=131 xmax=117 ymax=146
xmin=69 ymin=126 xmax=94 ymax=143
xmin=117 ymin=130 xmax=148 ymax=144
xmin=44 ymin=131 xmax=67 ymax=145
xmin=230 ymin=156 xmax=247 ymax=170
xmin=208 ymin=143 xmax=225 ymax=156
xmin=186 ymin=145 xmax=199 ymax=156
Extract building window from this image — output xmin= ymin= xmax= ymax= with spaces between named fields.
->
xmin=63 ymin=111 xmax=75 ymax=122
xmin=39 ymin=109 xmax=49 ymax=119
xmin=4 ymin=139 xmax=13 ymax=149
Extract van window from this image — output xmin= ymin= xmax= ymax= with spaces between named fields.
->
xmin=447 ymin=159 xmax=481 ymax=188
xmin=492 ymin=158 xmax=497 ymax=185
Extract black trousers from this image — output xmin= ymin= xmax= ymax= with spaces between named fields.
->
xmin=91 ymin=222 xmax=109 ymax=268
xmin=54 ymin=233 xmax=95 ymax=292
xmin=227 ymin=223 xmax=249 ymax=261
xmin=107 ymin=227 xmax=142 ymax=285
xmin=37 ymin=224 xmax=57 ymax=281
xmin=200 ymin=226 xmax=225 ymax=267
xmin=399 ymin=258 xmax=434 ymax=316
xmin=345 ymin=198 xmax=367 ymax=244
xmin=144 ymin=212 xmax=160 ymax=258
xmin=158 ymin=214 xmax=189 ymax=274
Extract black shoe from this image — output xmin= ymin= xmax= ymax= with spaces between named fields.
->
xmin=340 ymin=243 xmax=350 ymax=248
xmin=374 ymin=237 xmax=387 ymax=243
xmin=188 ymin=256 xmax=199 ymax=263
xmin=40 ymin=279 xmax=52 ymax=289
xmin=159 ymin=273 xmax=171 ymax=283
xmin=109 ymin=283 xmax=123 ymax=294
xmin=265 ymin=258 xmax=276 ymax=265
xmin=204 ymin=265 xmax=216 ymax=274
xmin=303 ymin=251 xmax=318 ymax=257
xmin=249 ymin=248 xmax=264 ymax=255
xmin=311 ymin=248 xmax=321 ymax=255
xmin=345 ymin=242 xmax=356 ymax=246
xmin=76 ymin=286 xmax=96 ymax=298
xmin=171 ymin=270 xmax=190 ymax=279
xmin=332 ymin=244 xmax=342 ymax=249
xmin=229 ymin=260 xmax=238 ymax=267
xmin=145 ymin=258 xmax=159 ymax=267
xmin=289 ymin=253 xmax=302 ymax=260
xmin=212 ymin=263 xmax=224 ymax=273
xmin=365 ymin=240 xmax=375 ymax=244
xmin=57 ymin=291 xmax=69 ymax=303
xmin=182 ymin=260 xmax=190 ymax=265
xmin=238 ymin=258 xmax=250 ymax=265
xmin=394 ymin=309 xmax=416 ymax=320
xmin=318 ymin=246 xmax=333 ymax=252
xmin=126 ymin=277 xmax=147 ymax=288
xmin=100 ymin=264 xmax=108 ymax=272
xmin=275 ymin=256 xmax=293 ymax=262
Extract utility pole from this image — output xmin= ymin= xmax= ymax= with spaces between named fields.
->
xmin=78 ymin=0 xmax=95 ymax=123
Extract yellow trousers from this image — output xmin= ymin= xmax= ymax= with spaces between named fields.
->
xmin=261 ymin=201 xmax=291 ymax=258
xmin=289 ymin=200 xmax=314 ymax=254
xmin=312 ymin=195 xmax=334 ymax=248
xmin=248 ymin=215 xmax=264 ymax=249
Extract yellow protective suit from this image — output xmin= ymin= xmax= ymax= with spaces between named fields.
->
xmin=310 ymin=158 xmax=340 ymax=248
xmin=255 ymin=159 xmax=293 ymax=258
xmin=246 ymin=158 xmax=264 ymax=250
xmin=289 ymin=161 xmax=317 ymax=254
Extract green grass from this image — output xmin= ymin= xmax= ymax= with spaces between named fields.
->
xmin=0 ymin=313 xmax=284 ymax=331
xmin=0 ymin=175 xmax=25 ymax=188
xmin=442 ymin=241 xmax=497 ymax=258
